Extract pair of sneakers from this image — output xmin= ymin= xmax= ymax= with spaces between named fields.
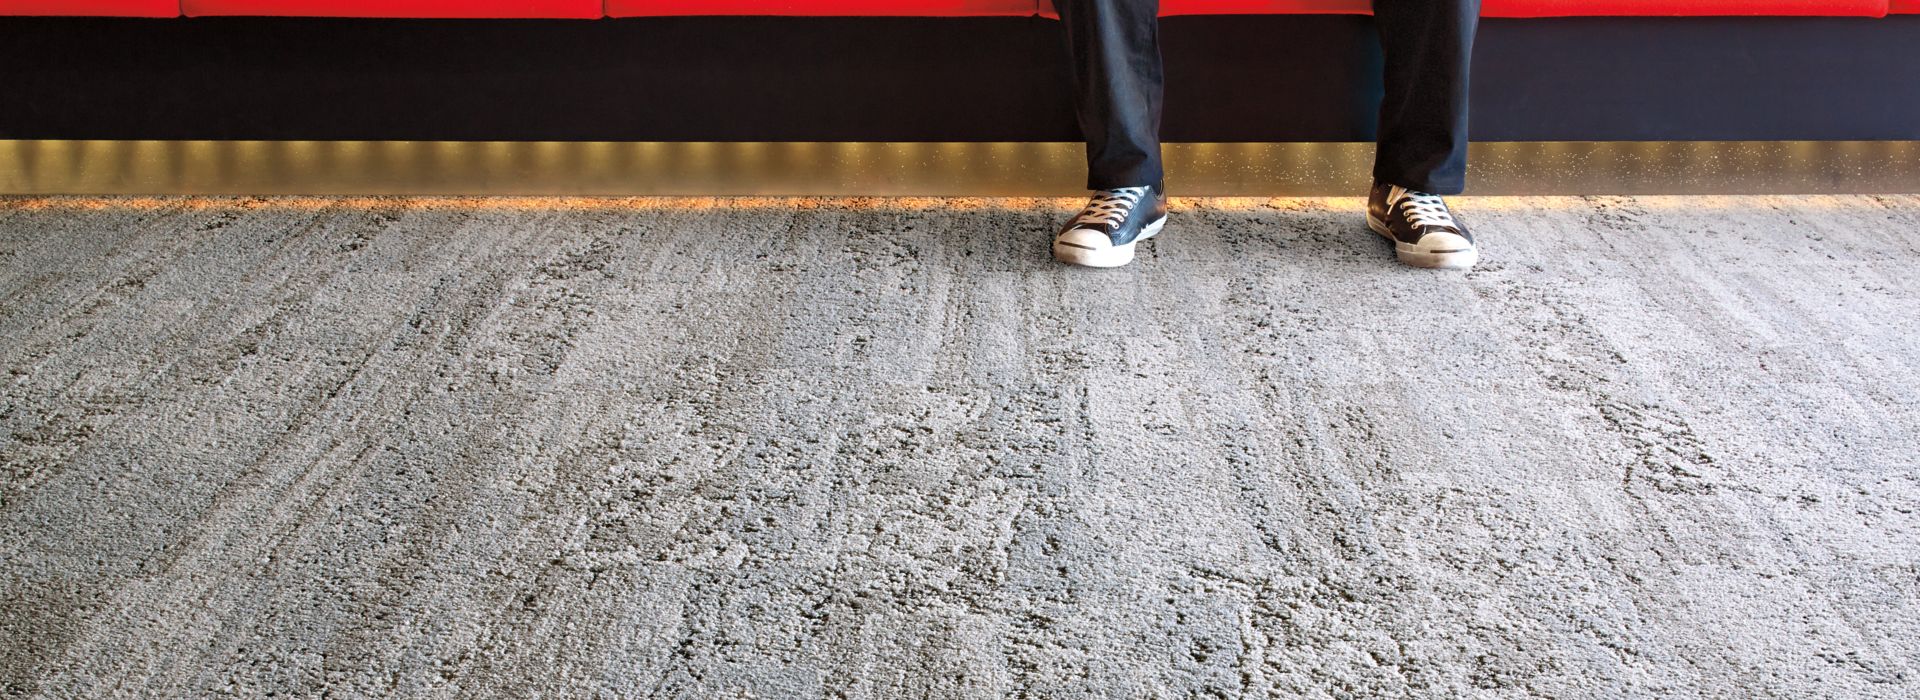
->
xmin=1051 ymin=183 xmax=1477 ymax=270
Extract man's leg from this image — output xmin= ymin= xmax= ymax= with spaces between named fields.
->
xmin=1051 ymin=0 xmax=1171 ymax=268
xmin=1367 ymin=0 xmax=1482 ymax=269
xmin=1372 ymin=0 xmax=1479 ymax=195
xmin=1056 ymin=0 xmax=1165 ymax=190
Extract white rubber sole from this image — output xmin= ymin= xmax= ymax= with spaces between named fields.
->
xmin=1052 ymin=217 xmax=1166 ymax=268
xmin=1368 ymin=213 xmax=1479 ymax=270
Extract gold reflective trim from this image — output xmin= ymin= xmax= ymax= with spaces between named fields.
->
xmin=2 ymin=141 xmax=1915 ymax=196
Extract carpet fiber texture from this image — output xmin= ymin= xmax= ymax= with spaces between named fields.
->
xmin=1 ymin=195 xmax=1917 ymax=698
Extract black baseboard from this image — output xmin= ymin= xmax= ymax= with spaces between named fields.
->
xmin=2 ymin=15 xmax=1917 ymax=142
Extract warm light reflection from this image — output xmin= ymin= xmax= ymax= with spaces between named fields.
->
xmin=1 ymin=140 xmax=1915 ymax=197
xmin=2 ymin=194 xmax=1899 ymax=217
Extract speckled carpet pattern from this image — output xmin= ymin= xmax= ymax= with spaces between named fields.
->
xmin=2 ymin=195 xmax=1917 ymax=698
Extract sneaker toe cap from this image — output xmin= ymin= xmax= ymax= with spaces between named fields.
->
xmin=1414 ymin=231 xmax=1474 ymax=253
xmin=1055 ymin=228 xmax=1113 ymax=251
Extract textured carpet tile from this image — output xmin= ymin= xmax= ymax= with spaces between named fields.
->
xmin=1 ymin=195 xmax=1917 ymax=698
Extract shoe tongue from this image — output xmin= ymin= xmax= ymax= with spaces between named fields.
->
xmin=1074 ymin=190 xmax=1143 ymax=230
xmin=1401 ymin=195 xmax=1456 ymax=230
xmin=1393 ymin=185 xmax=1435 ymax=203
xmin=1090 ymin=190 xmax=1140 ymax=212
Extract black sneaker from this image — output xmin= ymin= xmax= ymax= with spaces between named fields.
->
xmin=1052 ymin=184 xmax=1169 ymax=268
xmin=1367 ymin=183 xmax=1478 ymax=270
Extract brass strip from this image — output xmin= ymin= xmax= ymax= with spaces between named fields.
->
xmin=2 ymin=140 xmax=1916 ymax=196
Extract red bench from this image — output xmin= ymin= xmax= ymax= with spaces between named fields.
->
xmin=1 ymin=1 xmax=1910 ymax=17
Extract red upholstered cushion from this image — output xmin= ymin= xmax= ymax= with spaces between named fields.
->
xmin=0 ymin=0 xmax=177 ymax=15
xmin=11 ymin=0 xmax=1902 ymax=18
xmin=1483 ymin=1 xmax=1887 ymax=16
xmin=605 ymin=1 xmax=1037 ymax=15
xmin=1048 ymin=1 xmax=1891 ymax=17
xmin=182 ymin=1 xmax=604 ymax=18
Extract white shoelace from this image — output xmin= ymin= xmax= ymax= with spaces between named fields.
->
xmin=1070 ymin=187 xmax=1149 ymax=229
xmin=1394 ymin=188 xmax=1458 ymax=230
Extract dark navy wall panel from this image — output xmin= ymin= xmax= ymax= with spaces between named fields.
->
xmin=1469 ymin=16 xmax=1920 ymax=141
xmin=2 ymin=15 xmax=1917 ymax=141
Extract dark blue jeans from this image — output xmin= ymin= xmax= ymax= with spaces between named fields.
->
xmin=1057 ymin=0 xmax=1480 ymax=194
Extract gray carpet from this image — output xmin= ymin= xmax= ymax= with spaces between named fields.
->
xmin=2 ymin=195 xmax=1917 ymax=699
